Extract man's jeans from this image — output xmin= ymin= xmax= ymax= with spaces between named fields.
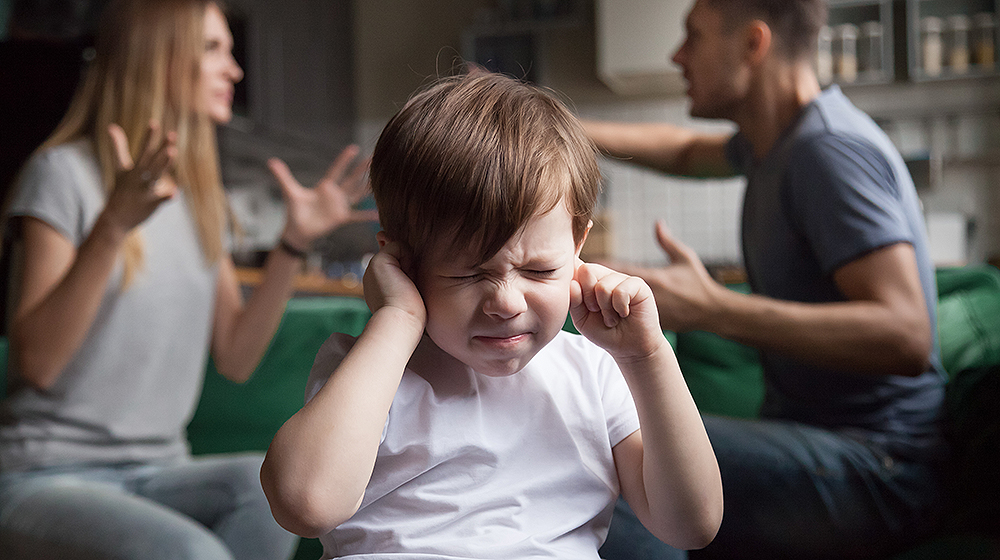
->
xmin=0 ymin=454 xmax=298 ymax=560
xmin=600 ymin=415 xmax=945 ymax=560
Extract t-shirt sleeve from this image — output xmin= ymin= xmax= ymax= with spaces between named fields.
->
xmin=724 ymin=132 xmax=753 ymax=175
xmin=8 ymin=146 xmax=94 ymax=246
xmin=596 ymin=348 xmax=640 ymax=447
xmin=785 ymin=134 xmax=912 ymax=275
xmin=305 ymin=332 xmax=357 ymax=403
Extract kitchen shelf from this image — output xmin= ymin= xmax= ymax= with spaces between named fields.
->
xmin=907 ymin=0 xmax=999 ymax=82
xmin=824 ymin=0 xmax=895 ymax=86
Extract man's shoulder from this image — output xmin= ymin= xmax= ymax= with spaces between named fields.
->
xmin=794 ymin=89 xmax=890 ymax=160
xmin=785 ymin=126 xmax=891 ymax=183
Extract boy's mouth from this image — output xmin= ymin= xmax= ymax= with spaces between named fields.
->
xmin=473 ymin=333 xmax=531 ymax=348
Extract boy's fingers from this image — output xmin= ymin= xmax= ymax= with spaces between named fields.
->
xmin=611 ymin=276 xmax=647 ymax=319
xmin=569 ymin=279 xmax=584 ymax=312
xmin=595 ymin=272 xmax=635 ymax=328
xmin=574 ymin=264 xmax=602 ymax=313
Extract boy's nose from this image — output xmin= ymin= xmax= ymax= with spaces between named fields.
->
xmin=482 ymin=282 xmax=527 ymax=319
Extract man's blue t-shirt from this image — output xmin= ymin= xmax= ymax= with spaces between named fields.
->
xmin=727 ymin=86 xmax=945 ymax=459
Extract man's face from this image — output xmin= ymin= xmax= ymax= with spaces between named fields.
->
xmin=671 ymin=0 xmax=751 ymax=120
xmin=416 ymin=204 xmax=582 ymax=377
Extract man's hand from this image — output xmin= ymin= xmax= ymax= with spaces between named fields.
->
xmin=268 ymin=145 xmax=378 ymax=251
xmin=610 ymin=221 xmax=725 ymax=333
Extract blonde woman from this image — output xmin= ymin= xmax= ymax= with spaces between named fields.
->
xmin=0 ymin=0 xmax=372 ymax=558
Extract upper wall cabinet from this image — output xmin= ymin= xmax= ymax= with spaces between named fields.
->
xmin=595 ymin=0 xmax=688 ymax=96
xmin=822 ymin=0 xmax=999 ymax=86
xmin=907 ymin=0 xmax=998 ymax=81
xmin=821 ymin=0 xmax=895 ymax=86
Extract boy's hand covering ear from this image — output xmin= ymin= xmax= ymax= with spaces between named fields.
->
xmin=363 ymin=240 xmax=426 ymax=328
xmin=570 ymin=261 xmax=664 ymax=362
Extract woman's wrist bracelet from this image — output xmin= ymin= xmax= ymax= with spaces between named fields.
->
xmin=277 ymin=237 xmax=309 ymax=260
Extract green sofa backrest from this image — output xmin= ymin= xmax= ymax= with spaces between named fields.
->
xmin=186 ymin=297 xmax=371 ymax=454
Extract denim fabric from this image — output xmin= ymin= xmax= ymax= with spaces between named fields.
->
xmin=0 ymin=454 xmax=297 ymax=560
xmin=601 ymin=415 xmax=945 ymax=560
xmin=600 ymin=498 xmax=687 ymax=560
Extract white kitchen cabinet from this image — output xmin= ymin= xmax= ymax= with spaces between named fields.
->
xmin=595 ymin=0 xmax=690 ymax=96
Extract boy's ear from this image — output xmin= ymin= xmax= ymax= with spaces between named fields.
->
xmin=376 ymin=230 xmax=389 ymax=248
xmin=574 ymin=220 xmax=593 ymax=259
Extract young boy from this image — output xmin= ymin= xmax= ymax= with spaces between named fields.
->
xmin=260 ymin=73 xmax=722 ymax=559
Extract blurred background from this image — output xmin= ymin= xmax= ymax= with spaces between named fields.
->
xmin=2 ymin=0 xmax=998 ymax=282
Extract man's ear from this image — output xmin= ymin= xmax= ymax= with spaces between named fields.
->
xmin=575 ymin=220 xmax=593 ymax=259
xmin=745 ymin=19 xmax=772 ymax=65
xmin=376 ymin=230 xmax=389 ymax=248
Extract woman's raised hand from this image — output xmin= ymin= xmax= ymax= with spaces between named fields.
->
xmin=104 ymin=121 xmax=178 ymax=232
xmin=268 ymin=145 xmax=378 ymax=252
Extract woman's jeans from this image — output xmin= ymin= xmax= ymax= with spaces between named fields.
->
xmin=0 ymin=453 xmax=298 ymax=560
xmin=600 ymin=415 xmax=946 ymax=560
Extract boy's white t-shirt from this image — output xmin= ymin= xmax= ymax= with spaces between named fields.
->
xmin=306 ymin=330 xmax=641 ymax=560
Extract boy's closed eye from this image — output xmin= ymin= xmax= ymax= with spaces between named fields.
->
xmin=524 ymin=268 xmax=558 ymax=278
xmin=446 ymin=272 xmax=486 ymax=282
xmin=443 ymin=267 xmax=560 ymax=282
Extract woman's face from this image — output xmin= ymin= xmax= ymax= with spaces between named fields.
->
xmin=197 ymin=3 xmax=243 ymax=124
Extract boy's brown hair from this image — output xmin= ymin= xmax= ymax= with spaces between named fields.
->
xmin=369 ymin=72 xmax=601 ymax=265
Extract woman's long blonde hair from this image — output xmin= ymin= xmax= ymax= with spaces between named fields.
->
xmin=44 ymin=0 xmax=227 ymax=285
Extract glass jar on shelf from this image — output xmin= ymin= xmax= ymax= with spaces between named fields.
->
xmin=859 ymin=20 xmax=883 ymax=79
xmin=817 ymin=25 xmax=834 ymax=85
xmin=946 ymin=14 xmax=971 ymax=75
xmin=973 ymin=12 xmax=996 ymax=70
xmin=834 ymin=23 xmax=858 ymax=83
xmin=921 ymin=16 xmax=944 ymax=77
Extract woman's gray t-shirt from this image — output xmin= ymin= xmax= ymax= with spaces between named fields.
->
xmin=0 ymin=139 xmax=219 ymax=471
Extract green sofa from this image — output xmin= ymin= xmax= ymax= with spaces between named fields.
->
xmin=669 ymin=266 xmax=1000 ymax=559
xmin=1 ymin=267 xmax=996 ymax=559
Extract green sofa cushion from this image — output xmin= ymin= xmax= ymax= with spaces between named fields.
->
xmin=935 ymin=265 xmax=1000 ymax=377
xmin=673 ymin=282 xmax=764 ymax=419
xmin=186 ymin=297 xmax=371 ymax=455
xmin=675 ymin=328 xmax=764 ymax=419
xmin=932 ymin=267 xmax=1000 ymax=539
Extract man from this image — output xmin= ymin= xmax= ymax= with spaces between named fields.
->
xmin=587 ymin=1 xmax=947 ymax=559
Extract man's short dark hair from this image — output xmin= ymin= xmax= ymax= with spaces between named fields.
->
xmin=706 ymin=0 xmax=828 ymax=60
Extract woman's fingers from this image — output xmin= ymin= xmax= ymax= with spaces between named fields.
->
xmin=320 ymin=144 xmax=361 ymax=185
xmin=108 ymin=124 xmax=133 ymax=170
xmin=108 ymin=122 xmax=176 ymax=189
